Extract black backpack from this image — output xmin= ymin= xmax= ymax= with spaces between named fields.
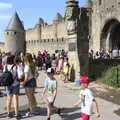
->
xmin=0 ymin=66 xmax=14 ymax=86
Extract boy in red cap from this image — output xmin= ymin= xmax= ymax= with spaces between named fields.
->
xmin=73 ymin=76 xmax=100 ymax=120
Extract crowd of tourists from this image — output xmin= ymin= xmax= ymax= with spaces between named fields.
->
xmin=0 ymin=50 xmax=100 ymax=120
xmin=89 ymin=48 xmax=120 ymax=59
xmin=32 ymin=49 xmax=70 ymax=83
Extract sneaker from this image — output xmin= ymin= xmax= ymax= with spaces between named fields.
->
xmin=31 ymin=111 xmax=40 ymax=115
xmin=15 ymin=114 xmax=22 ymax=119
xmin=47 ymin=117 xmax=50 ymax=120
xmin=7 ymin=113 xmax=13 ymax=118
xmin=25 ymin=112 xmax=33 ymax=117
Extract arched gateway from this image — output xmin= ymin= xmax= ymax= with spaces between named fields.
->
xmin=100 ymin=19 xmax=120 ymax=51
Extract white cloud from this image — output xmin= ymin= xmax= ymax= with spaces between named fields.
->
xmin=0 ymin=2 xmax=13 ymax=9
xmin=0 ymin=15 xmax=11 ymax=20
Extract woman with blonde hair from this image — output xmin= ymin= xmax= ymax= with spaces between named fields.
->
xmin=23 ymin=53 xmax=37 ymax=116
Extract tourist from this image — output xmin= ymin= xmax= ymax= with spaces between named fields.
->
xmin=36 ymin=51 xmax=43 ymax=70
xmin=95 ymin=51 xmax=100 ymax=59
xmin=73 ymin=76 xmax=100 ymax=120
xmin=45 ymin=54 xmax=52 ymax=70
xmin=119 ymin=49 xmax=120 ymax=58
xmin=89 ymin=49 xmax=94 ymax=59
xmin=112 ymin=48 xmax=119 ymax=58
xmin=4 ymin=55 xmax=21 ymax=119
xmin=63 ymin=57 xmax=70 ymax=83
xmin=99 ymin=48 xmax=105 ymax=58
xmin=56 ymin=56 xmax=63 ymax=74
xmin=42 ymin=68 xmax=61 ymax=120
xmin=23 ymin=53 xmax=37 ymax=116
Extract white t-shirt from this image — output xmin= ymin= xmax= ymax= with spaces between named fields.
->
xmin=17 ymin=64 xmax=24 ymax=79
xmin=79 ymin=88 xmax=94 ymax=115
xmin=44 ymin=77 xmax=57 ymax=102
xmin=112 ymin=49 xmax=118 ymax=57
xmin=24 ymin=65 xmax=33 ymax=80
xmin=44 ymin=77 xmax=57 ymax=95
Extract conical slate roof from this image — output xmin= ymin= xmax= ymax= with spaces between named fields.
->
xmin=53 ymin=12 xmax=63 ymax=22
xmin=6 ymin=12 xmax=24 ymax=30
xmin=37 ymin=17 xmax=44 ymax=25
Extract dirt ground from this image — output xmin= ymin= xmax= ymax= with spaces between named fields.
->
xmin=90 ymin=82 xmax=120 ymax=116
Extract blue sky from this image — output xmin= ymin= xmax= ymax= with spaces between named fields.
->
xmin=0 ymin=0 xmax=87 ymax=42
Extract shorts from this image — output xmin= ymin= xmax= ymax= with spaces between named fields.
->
xmin=81 ymin=113 xmax=90 ymax=120
xmin=6 ymin=84 xmax=20 ymax=95
xmin=24 ymin=77 xmax=37 ymax=88
xmin=44 ymin=95 xmax=54 ymax=106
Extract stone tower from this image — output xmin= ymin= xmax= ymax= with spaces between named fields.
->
xmin=65 ymin=0 xmax=80 ymax=80
xmin=5 ymin=12 xmax=25 ymax=54
xmin=35 ymin=17 xmax=44 ymax=40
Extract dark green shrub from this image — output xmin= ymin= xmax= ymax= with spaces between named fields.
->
xmin=88 ymin=74 xmax=96 ymax=81
xmin=102 ymin=65 xmax=120 ymax=88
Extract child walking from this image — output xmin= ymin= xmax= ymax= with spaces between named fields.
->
xmin=42 ymin=68 xmax=61 ymax=120
xmin=73 ymin=76 xmax=100 ymax=120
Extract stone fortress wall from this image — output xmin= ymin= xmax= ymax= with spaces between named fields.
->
xmin=26 ymin=14 xmax=68 ymax=54
xmin=0 ymin=42 xmax=5 ymax=51
xmin=91 ymin=0 xmax=120 ymax=52
xmin=0 ymin=0 xmax=120 ymax=55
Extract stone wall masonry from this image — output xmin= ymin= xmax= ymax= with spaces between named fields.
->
xmin=26 ymin=27 xmax=40 ymax=42
xmin=91 ymin=0 xmax=120 ymax=52
xmin=0 ymin=43 xmax=5 ymax=52
xmin=5 ymin=30 xmax=25 ymax=54
xmin=26 ymin=38 xmax=68 ymax=54
xmin=57 ymin=21 xmax=68 ymax=38
xmin=41 ymin=24 xmax=56 ymax=39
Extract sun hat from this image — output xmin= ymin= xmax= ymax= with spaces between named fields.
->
xmin=47 ymin=68 xmax=54 ymax=74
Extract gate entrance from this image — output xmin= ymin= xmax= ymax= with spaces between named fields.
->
xmin=100 ymin=19 xmax=120 ymax=50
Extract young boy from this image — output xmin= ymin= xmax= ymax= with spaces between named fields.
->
xmin=42 ymin=68 xmax=61 ymax=120
xmin=73 ymin=76 xmax=100 ymax=120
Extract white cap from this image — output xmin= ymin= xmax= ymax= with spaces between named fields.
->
xmin=47 ymin=68 xmax=52 ymax=73
xmin=47 ymin=68 xmax=54 ymax=74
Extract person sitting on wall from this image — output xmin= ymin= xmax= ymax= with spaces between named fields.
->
xmin=112 ymin=48 xmax=119 ymax=58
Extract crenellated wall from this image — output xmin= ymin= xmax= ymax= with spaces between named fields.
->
xmin=26 ymin=20 xmax=68 ymax=54
xmin=57 ymin=21 xmax=68 ymax=38
xmin=41 ymin=24 xmax=56 ymax=39
xmin=26 ymin=27 xmax=40 ymax=42
xmin=91 ymin=0 xmax=120 ymax=52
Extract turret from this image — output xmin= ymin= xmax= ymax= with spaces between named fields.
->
xmin=35 ymin=17 xmax=44 ymax=40
xmin=53 ymin=13 xmax=63 ymax=23
xmin=35 ymin=17 xmax=44 ymax=26
xmin=5 ymin=12 xmax=25 ymax=54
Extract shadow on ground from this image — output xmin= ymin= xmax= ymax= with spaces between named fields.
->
xmin=60 ymin=107 xmax=81 ymax=120
xmin=0 ymin=105 xmax=47 ymax=119
xmin=114 ymin=108 xmax=120 ymax=117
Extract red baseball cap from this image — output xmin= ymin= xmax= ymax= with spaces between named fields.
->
xmin=80 ymin=76 xmax=89 ymax=84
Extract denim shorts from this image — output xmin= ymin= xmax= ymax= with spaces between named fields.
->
xmin=6 ymin=84 xmax=20 ymax=95
xmin=24 ymin=77 xmax=37 ymax=88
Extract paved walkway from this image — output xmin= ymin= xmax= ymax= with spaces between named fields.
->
xmin=0 ymin=71 xmax=120 ymax=120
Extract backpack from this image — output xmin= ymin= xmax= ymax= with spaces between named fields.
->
xmin=0 ymin=65 xmax=14 ymax=86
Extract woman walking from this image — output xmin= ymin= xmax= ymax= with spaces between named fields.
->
xmin=23 ymin=53 xmax=37 ymax=116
